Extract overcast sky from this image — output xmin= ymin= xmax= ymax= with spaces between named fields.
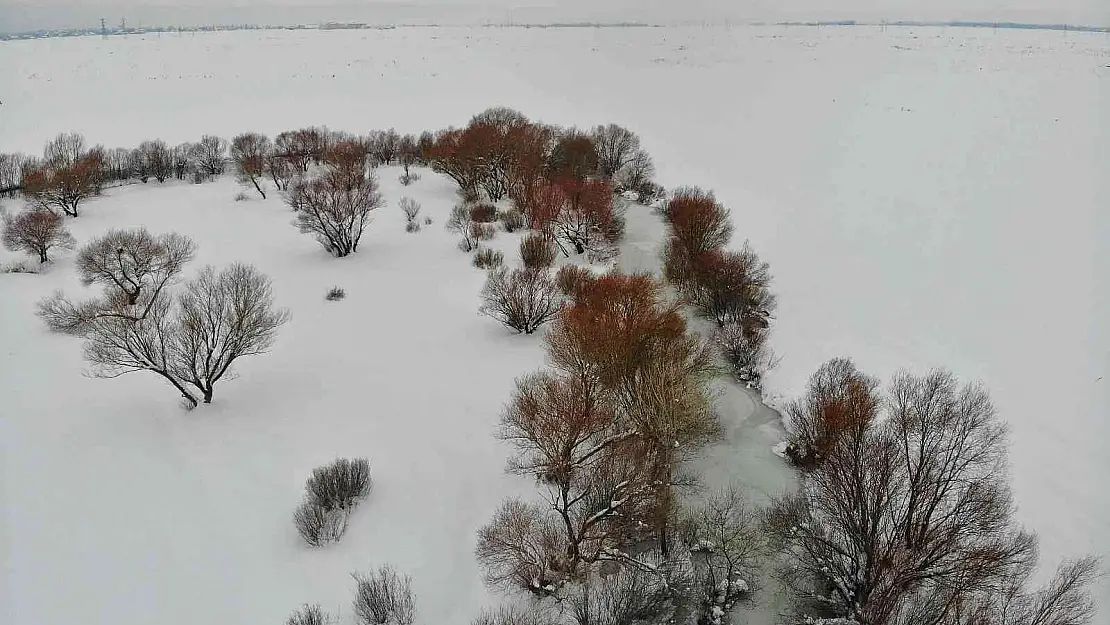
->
xmin=1 ymin=0 xmax=1107 ymax=33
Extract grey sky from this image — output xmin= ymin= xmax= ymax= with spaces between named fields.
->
xmin=1 ymin=0 xmax=1107 ymax=33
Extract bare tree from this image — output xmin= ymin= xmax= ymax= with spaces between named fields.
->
xmin=591 ymin=124 xmax=642 ymax=180
xmin=352 ymin=566 xmax=416 ymax=625
xmin=172 ymin=264 xmax=289 ymax=404
xmin=231 ymin=132 xmax=271 ymax=198
xmin=479 ymin=268 xmax=562 ymax=334
xmin=613 ymin=149 xmax=658 ymax=203
xmin=71 ymin=263 xmax=286 ymax=408
xmin=2 ymin=208 xmax=75 ymax=263
xmin=22 ymin=151 xmax=103 ymax=217
xmin=681 ymin=486 xmax=765 ymax=620
xmin=446 ymin=203 xmax=479 ymax=251
xmin=191 ymin=135 xmax=228 ymax=177
xmin=768 ymin=364 xmax=1087 ymax=624
xmin=476 ymin=498 xmax=565 ymax=594
xmin=287 ymin=165 xmax=384 ymax=257
xmin=684 ymin=242 xmax=777 ymax=331
xmin=43 ymin=132 xmax=86 ymax=168
xmin=137 ymin=140 xmax=173 ymax=183
xmin=75 ymin=229 xmax=196 ymax=305
xmin=0 ymin=152 xmax=26 ymax=195
xmin=172 ymin=143 xmax=193 ymax=180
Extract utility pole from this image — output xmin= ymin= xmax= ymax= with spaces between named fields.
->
xmin=100 ymin=18 xmax=107 ymax=38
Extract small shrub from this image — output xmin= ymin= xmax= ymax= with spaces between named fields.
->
xmin=554 ymin=264 xmax=594 ymax=298
xmin=326 ymin=286 xmax=346 ymax=301
xmin=352 ymin=565 xmax=416 ymax=625
xmin=398 ymin=171 xmax=421 ymax=186
xmin=499 ymin=210 xmax=526 ymax=233
xmin=287 ymin=604 xmax=333 ymax=625
xmin=234 ymin=191 xmax=250 ymax=201
xmin=423 ymin=216 xmax=433 ymax=226
xmin=294 ymin=499 xmax=348 ymax=546
xmin=399 ymin=197 xmax=421 ymax=222
xmin=473 ymin=248 xmax=505 ymax=270
xmin=519 ymin=233 xmax=556 ymax=270
xmin=469 ymin=203 xmax=498 ymax=223
xmin=405 ymin=221 xmax=421 ymax=233
xmin=472 ymin=222 xmax=497 ymax=242
xmin=480 ymin=267 xmax=561 ymax=334
xmin=305 ymin=457 xmax=372 ymax=511
xmin=1 ymin=259 xmax=39 ymax=274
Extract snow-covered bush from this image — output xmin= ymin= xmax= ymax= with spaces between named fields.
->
xmin=293 ymin=499 xmax=348 ymax=546
xmin=714 ymin=323 xmax=778 ymax=391
xmin=398 ymin=196 xmax=421 ymax=223
xmin=479 ymin=267 xmax=561 ymax=334
xmin=325 ymin=286 xmax=346 ymax=301
xmin=473 ymin=248 xmax=504 ymax=270
xmin=286 ymin=604 xmax=333 ymax=625
xmin=519 ymin=233 xmax=556 ymax=270
xmin=305 ymin=457 xmax=372 ymax=511
xmin=405 ymin=221 xmax=421 ymax=233
xmin=398 ymin=171 xmax=421 ymax=186
xmin=553 ymin=264 xmax=594 ymax=298
xmin=352 ymin=565 xmax=416 ymax=625
xmin=499 ymin=209 xmax=526 ymax=233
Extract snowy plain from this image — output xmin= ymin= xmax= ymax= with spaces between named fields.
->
xmin=1 ymin=23 xmax=1108 ymax=622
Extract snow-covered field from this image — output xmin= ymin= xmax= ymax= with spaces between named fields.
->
xmin=1 ymin=24 xmax=1107 ymax=622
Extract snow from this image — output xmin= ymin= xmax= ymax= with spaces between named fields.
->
xmin=1 ymin=23 xmax=1108 ymax=623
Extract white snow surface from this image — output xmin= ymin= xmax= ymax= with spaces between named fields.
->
xmin=1 ymin=24 xmax=1108 ymax=621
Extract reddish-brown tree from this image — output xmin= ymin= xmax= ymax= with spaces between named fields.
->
xmin=231 ymin=132 xmax=272 ymax=198
xmin=1 ymin=208 xmax=75 ymax=263
xmin=684 ymin=242 xmax=777 ymax=332
xmin=21 ymin=151 xmax=104 ymax=217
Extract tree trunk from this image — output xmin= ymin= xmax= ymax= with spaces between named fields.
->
xmin=202 ymin=387 xmax=213 ymax=404
xmin=251 ymin=176 xmax=266 ymax=199
xmin=38 ymin=250 xmax=48 ymax=263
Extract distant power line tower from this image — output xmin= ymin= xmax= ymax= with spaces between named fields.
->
xmin=101 ymin=18 xmax=107 ymax=38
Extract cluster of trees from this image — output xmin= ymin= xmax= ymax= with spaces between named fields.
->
xmin=475 ymin=271 xmax=768 ymax=623
xmin=772 ymin=358 xmax=1099 ymax=624
xmin=428 ymin=110 xmax=660 ymax=264
xmin=36 ymin=228 xmax=287 ymax=408
xmin=662 ymin=187 xmax=778 ymax=390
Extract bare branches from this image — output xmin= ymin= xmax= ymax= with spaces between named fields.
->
xmin=173 ymin=264 xmax=289 ymax=403
xmin=772 ymin=361 xmax=1099 ymax=624
xmin=352 ymin=566 xmax=416 ymax=625
xmin=288 ymin=166 xmax=384 ymax=257
xmin=191 ymin=135 xmax=228 ymax=177
xmin=1 ymin=208 xmax=74 ymax=263
xmin=76 ymin=229 xmax=196 ymax=305
xmin=479 ymin=268 xmax=562 ymax=334
xmin=231 ymin=132 xmax=271 ymax=198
